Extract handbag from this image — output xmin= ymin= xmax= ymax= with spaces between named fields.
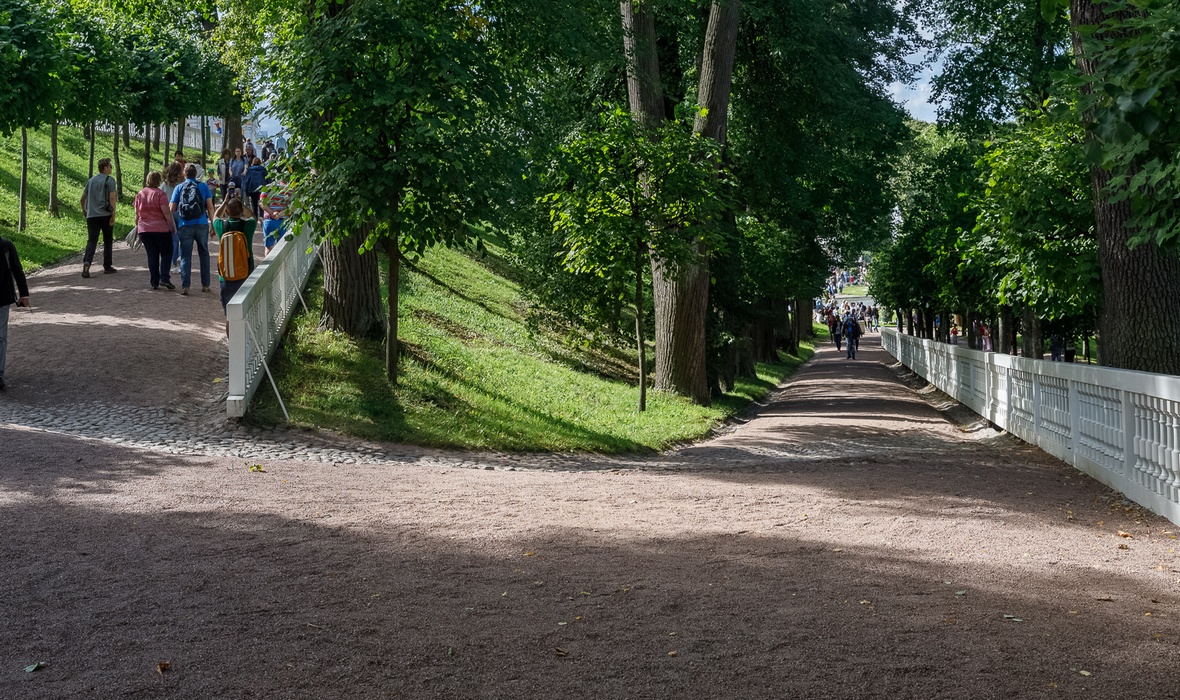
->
xmin=126 ymin=225 xmax=142 ymax=252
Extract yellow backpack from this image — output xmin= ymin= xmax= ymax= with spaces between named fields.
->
xmin=218 ymin=220 xmax=251 ymax=282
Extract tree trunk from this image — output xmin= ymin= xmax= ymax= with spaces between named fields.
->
xmin=650 ymin=257 xmax=711 ymax=403
xmin=89 ymin=121 xmax=96 ymax=178
xmin=225 ymin=111 xmax=244 ymax=152
xmin=620 ymin=1 xmax=665 ymax=128
xmin=201 ymin=116 xmax=210 ymax=167
xmin=142 ymin=124 xmax=151 ymax=186
xmin=49 ymin=119 xmax=59 ymax=217
xmin=1070 ymin=0 xmax=1180 ymax=373
xmin=1021 ymin=307 xmax=1043 ymax=359
xmin=18 ymin=128 xmax=28 ymax=232
xmin=163 ymin=122 xmax=171 ymax=168
xmin=635 ymin=239 xmax=647 ymax=412
xmin=178 ymin=117 xmax=187 ymax=158
xmin=122 ymin=123 xmax=129 ymax=148
xmin=385 ymin=236 xmax=400 ymax=383
xmin=693 ymin=0 xmax=741 ymax=144
xmin=152 ymin=123 xmax=160 ymax=151
xmin=905 ymin=308 xmax=914 ymax=335
xmin=114 ymin=131 xmax=123 ymax=198
xmin=319 ymin=228 xmax=383 ymax=340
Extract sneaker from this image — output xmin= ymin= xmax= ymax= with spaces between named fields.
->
xmin=103 ymin=267 xmax=118 ymax=274
xmin=82 ymin=263 xmax=90 ymax=279
xmin=161 ymin=281 xmax=175 ymax=290
xmin=152 ymin=285 xmax=158 ymax=290
xmin=181 ymin=287 xmax=189 ymax=296
xmin=202 ymin=286 xmax=212 ymax=293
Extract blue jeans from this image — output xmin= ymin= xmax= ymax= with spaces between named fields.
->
xmin=0 ymin=304 xmax=8 ymax=384
xmin=178 ymin=224 xmax=211 ymax=289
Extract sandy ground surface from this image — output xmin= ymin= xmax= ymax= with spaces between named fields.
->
xmin=2 ymin=251 xmax=1179 ymax=697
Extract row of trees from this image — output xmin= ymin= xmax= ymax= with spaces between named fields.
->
xmin=218 ymin=0 xmax=915 ymax=409
xmin=871 ymin=0 xmax=1180 ymax=375
xmin=1 ymin=0 xmax=237 ymax=227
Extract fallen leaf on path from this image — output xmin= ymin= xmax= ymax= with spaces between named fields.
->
xmin=831 ymin=548 xmax=844 ymax=553
xmin=1095 ymin=595 xmax=1114 ymax=602
xmin=212 ymin=378 xmax=223 ymax=383
xmin=1118 ymin=530 xmax=1133 ymax=539
xmin=523 ymin=552 xmax=536 ymax=557
xmin=955 ymin=591 xmax=967 ymax=596
xmin=156 ymin=661 xmax=170 ymax=676
xmin=1079 ymin=670 xmax=1092 ymax=677
xmin=248 ymin=464 xmax=266 ymax=473
xmin=667 ymin=651 xmax=678 ymax=657
xmin=24 ymin=662 xmax=47 ymax=673
xmin=554 ymin=647 xmax=569 ymax=658
xmin=860 ymin=600 xmax=871 ymax=605
xmin=1118 ymin=544 xmax=1130 ymax=550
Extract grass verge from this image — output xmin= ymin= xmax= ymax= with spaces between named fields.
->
xmin=252 ymin=244 xmax=815 ymax=452
xmin=1 ymin=125 xmax=174 ymax=271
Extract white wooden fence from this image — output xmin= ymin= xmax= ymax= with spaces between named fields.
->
xmin=94 ymin=122 xmax=225 ymax=155
xmin=226 ymin=226 xmax=319 ymax=418
xmin=881 ymin=328 xmax=1180 ymax=525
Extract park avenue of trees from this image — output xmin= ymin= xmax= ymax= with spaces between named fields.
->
xmin=5 ymin=0 xmax=1179 ymax=416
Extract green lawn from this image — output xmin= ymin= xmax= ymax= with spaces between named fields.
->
xmin=839 ymin=285 xmax=869 ymax=297
xmin=1 ymin=125 xmax=170 ymax=271
xmin=253 ymin=244 xmax=816 ymax=452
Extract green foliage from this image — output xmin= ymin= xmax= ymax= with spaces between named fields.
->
xmin=970 ymin=105 xmax=1099 ymax=322
xmin=269 ymin=0 xmax=514 ymax=254
xmin=253 ymin=243 xmax=814 ymax=451
xmin=1077 ymin=0 xmax=1180 ymax=249
xmin=0 ymin=0 xmax=60 ymax=134
xmin=544 ymin=106 xmax=727 ymax=284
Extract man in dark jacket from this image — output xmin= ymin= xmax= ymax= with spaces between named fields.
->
xmin=0 ymin=237 xmax=31 ymax=390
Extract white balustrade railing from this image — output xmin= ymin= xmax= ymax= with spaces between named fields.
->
xmin=881 ymin=328 xmax=1180 ymax=525
xmin=226 ymin=226 xmax=319 ymax=418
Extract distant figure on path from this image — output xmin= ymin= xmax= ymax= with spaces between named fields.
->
xmin=169 ymin=164 xmax=216 ymax=296
xmin=80 ymin=158 xmax=118 ymax=278
xmin=844 ymin=314 xmax=862 ymax=360
xmin=243 ymin=157 xmax=268 ymax=220
xmin=213 ymin=196 xmax=256 ymax=317
xmin=0 ymin=236 xmax=30 ymax=391
xmin=216 ymin=148 xmax=233 ymax=202
xmin=133 ymin=171 xmax=177 ymax=291
xmin=980 ymin=323 xmax=992 ymax=351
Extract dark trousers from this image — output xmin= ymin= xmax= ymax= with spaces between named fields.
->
xmin=248 ymin=191 xmax=261 ymax=218
xmin=84 ymin=216 xmax=114 ymax=269
xmin=140 ymin=232 xmax=173 ymax=288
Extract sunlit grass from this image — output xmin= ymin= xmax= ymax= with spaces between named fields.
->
xmin=254 ymin=245 xmax=815 ymax=452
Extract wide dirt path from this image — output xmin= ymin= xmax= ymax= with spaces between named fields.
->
xmin=3 ymin=332 xmax=1179 ymax=698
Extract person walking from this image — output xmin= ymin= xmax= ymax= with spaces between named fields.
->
xmin=163 ymin=158 xmax=186 ymax=272
xmin=229 ymin=148 xmax=247 ymax=191
xmin=215 ymin=148 xmax=233 ymax=202
xmin=133 ymin=171 xmax=177 ymax=290
xmin=213 ymin=196 xmax=257 ymax=333
xmin=259 ymin=180 xmax=291 ymax=256
xmin=243 ymin=157 xmax=267 ymax=220
xmin=844 ymin=314 xmax=862 ymax=360
xmin=80 ymin=158 xmax=118 ymax=278
xmin=0 ymin=236 xmax=30 ymax=391
xmin=169 ymin=163 xmax=215 ymax=296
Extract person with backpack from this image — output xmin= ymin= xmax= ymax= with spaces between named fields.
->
xmin=844 ymin=314 xmax=862 ymax=360
xmin=79 ymin=158 xmax=118 ymax=278
xmin=169 ymin=163 xmax=215 ymax=296
xmin=0 ymin=237 xmax=30 ymax=391
xmin=213 ymin=197 xmax=257 ymax=333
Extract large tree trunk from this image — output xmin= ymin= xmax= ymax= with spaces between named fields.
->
xmin=385 ymin=237 xmax=400 ymax=383
xmin=113 ymin=131 xmax=123 ymax=198
xmin=201 ymin=116 xmax=210 ymax=167
xmin=49 ymin=119 xmax=59 ymax=217
xmin=152 ymin=123 xmax=160 ymax=151
xmin=1021 ymin=307 xmax=1043 ymax=359
xmin=225 ymin=111 xmax=244 ymax=153
xmin=693 ymin=0 xmax=741 ymax=144
xmin=621 ymin=1 xmax=665 ymax=128
xmin=88 ymin=121 xmax=96 ymax=178
xmin=635 ymin=239 xmax=647 ymax=412
xmin=162 ymin=122 xmax=171 ymax=169
xmin=1070 ymin=0 xmax=1180 ymax=374
xmin=142 ymin=124 xmax=151 ymax=186
xmin=319 ymin=228 xmax=384 ymax=340
xmin=18 ymin=128 xmax=28 ymax=231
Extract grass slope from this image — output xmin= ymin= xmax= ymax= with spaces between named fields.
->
xmin=254 ymin=245 xmax=815 ymax=452
xmin=1 ymin=125 xmax=171 ymax=271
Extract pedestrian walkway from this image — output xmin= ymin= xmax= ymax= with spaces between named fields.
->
xmin=4 ymin=327 xmax=1179 ymax=699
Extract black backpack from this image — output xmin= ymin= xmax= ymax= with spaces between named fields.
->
xmin=178 ymin=181 xmax=204 ymax=221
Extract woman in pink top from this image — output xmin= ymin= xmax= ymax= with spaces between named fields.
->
xmin=134 ymin=171 xmax=178 ymax=290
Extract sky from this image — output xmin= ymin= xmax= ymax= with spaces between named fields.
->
xmin=891 ymin=66 xmax=939 ymax=122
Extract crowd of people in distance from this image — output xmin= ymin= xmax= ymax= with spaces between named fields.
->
xmin=81 ymin=141 xmax=290 ymax=320
xmin=817 ymin=301 xmax=879 ymax=361
xmin=824 ymin=265 xmax=867 ymax=298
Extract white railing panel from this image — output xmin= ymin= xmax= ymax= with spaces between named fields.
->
xmin=881 ymin=328 xmax=1180 ymax=525
xmin=226 ymin=226 xmax=318 ymax=417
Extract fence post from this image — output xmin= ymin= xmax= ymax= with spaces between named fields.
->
xmin=1068 ymin=377 xmax=1079 ymax=459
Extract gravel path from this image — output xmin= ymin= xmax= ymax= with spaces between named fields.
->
xmin=3 ymin=250 xmax=1180 ymax=698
